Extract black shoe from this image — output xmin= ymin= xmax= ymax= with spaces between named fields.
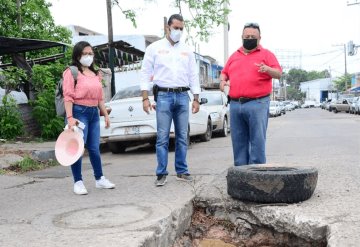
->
xmin=176 ymin=174 xmax=193 ymax=182
xmin=155 ymin=175 xmax=167 ymax=186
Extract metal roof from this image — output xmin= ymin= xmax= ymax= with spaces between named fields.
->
xmin=0 ymin=36 xmax=68 ymax=56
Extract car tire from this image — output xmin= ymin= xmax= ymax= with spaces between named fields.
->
xmin=333 ymin=108 xmax=338 ymax=113
xmin=200 ymin=118 xmax=212 ymax=142
xmin=227 ymin=165 xmax=318 ymax=203
xmin=219 ymin=117 xmax=228 ymax=137
xmin=187 ymin=125 xmax=191 ymax=146
xmin=108 ymin=142 xmax=126 ymax=154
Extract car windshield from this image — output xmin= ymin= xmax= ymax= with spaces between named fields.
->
xmin=111 ymin=86 xmax=153 ymax=101
xmin=200 ymin=93 xmax=223 ymax=106
xmin=270 ymin=101 xmax=277 ymax=106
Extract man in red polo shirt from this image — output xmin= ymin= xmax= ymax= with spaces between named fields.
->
xmin=220 ymin=22 xmax=282 ymax=166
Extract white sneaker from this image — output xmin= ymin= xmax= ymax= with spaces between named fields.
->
xmin=73 ymin=181 xmax=88 ymax=195
xmin=96 ymin=176 xmax=115 ymax=189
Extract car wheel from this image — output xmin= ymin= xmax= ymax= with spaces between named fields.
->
xmin=108 ymin=142 xmax=126 ymax=154
xmin=200 ymin=118 xmax=212 ymax=142
xmin=187 ymin=125 xmax=191 ymax=146
xmin=219 ymin=117 xmax=228 ymax=137
xmin=227 ymin=165 xmax=318 ymax=203
xmin=333 ymin=108 xmax=338 ymax=113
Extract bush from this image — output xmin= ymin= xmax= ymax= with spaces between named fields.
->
xmin=31 ymin=62 xmax=68 ymax=139
xmin=0 ymin=95 xmax=24 ymax=139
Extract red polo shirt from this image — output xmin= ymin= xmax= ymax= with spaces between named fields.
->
xmin=222 ymin=45 xmax=282 ymax=98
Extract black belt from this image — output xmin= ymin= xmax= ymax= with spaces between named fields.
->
xmin=230 ymin=94 xmax=270 ymax=104
xmin=157 ymin=86 xmax=190 ymax=93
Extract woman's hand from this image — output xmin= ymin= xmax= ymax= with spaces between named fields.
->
xmin=67 ymin=117 xmax=79 ymax=129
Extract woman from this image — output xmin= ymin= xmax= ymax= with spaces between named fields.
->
xmin=63 ymin=41 xmax=115 ymax=195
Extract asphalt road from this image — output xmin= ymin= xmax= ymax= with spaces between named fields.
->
xmin=1 ymin=107 xmax=359 ymax=246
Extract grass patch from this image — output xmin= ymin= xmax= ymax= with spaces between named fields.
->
xmin=2 ymin=155 xmax=59 ymax=174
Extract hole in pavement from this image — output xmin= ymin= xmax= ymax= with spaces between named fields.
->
xmin=173 ymin=205 xmax=327 ymax=247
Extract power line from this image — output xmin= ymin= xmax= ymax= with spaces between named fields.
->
xmin=304 ymin=49 xmax=343 ymax=57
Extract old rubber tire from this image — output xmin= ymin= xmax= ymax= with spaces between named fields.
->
xmin=227 ymin=165 xmax=318 ymax=203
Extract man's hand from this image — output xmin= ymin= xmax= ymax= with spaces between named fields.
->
xmin=255 ymin=62 xmax=269 ymax=73
xmin=192 ymin=100 xmax=200 ymax=114
xmin=220 ymin=80 xmax=229 ymax=92
xmin=142 ymin=98 xmax=152 ymax=114
xmin=104 ymin=115 xmax=110 ymax=128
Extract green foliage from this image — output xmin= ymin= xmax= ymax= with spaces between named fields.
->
xmin=4 ymin=155 xmax=58 ymax=173
xmin=112 ymin=0 xmax=230 ymax=42
xmin=0 ymin=66 xmax=28 ymax=94
xmin=30 ymin=62 xmax=69 ymax=139
xmin=333 ymin=74 xmax=353 ymax=92
xmin=0 ymin=95 xmax=24 ymax=139
xmin=177 ymin=0 xmax=231 ymax=42
xmin=0 ymin=0 xmax=71 ymax=42
xmin=285 ymin=68 xmax=330 ymax=89
xmin=286 ymin=87 xmax=306 ymax=101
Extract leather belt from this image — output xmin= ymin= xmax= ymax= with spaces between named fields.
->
xmin=157 ymin=86 xmax=190 ymax=93
xmin=230 ymin=94 xmax=270 ymax=104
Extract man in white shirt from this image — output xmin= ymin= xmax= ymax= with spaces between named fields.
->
xmin=140 ymin=14 xmax=201 ymax=187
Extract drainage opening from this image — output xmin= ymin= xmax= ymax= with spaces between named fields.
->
xmin=173 ymin=205 xmax=327 ymax=247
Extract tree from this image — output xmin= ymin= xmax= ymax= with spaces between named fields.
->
xmin=284 ymin=68 xmax=330 ymax=89
xmin=175 ymin=0 xmax=231 ymax=41
xmin=0 ymin=0 xmax=71 ymax=42
xmin=333 ymin=74 xmax=352 ymax=92
xmin=285 ymin=69 xmax=309 ymax=89
xmin=112 ymin=0 xmax=230 ymax=42
xmin=286 ymin=87 xmax=306 ymax=101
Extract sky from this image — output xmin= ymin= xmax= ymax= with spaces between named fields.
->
xmin=48 ymin=0 xmax=360 ymax=77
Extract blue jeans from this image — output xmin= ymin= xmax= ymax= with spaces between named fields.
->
xmin=67 ymin=104 xmax=103 ymax=182
xmin=155 ymin=91 xmax=189 ymax=176
xmin=230 ymin=96 xmax=270 ymax=166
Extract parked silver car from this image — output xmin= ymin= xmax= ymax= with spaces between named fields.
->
xmin=269 ymin=100 xmax=281 ymax=117
xmin=199 ymin=90 xmax=230 ymax=137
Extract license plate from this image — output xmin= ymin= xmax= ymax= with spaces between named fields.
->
xmin=124 ymin=126 xmax=140 ymax=135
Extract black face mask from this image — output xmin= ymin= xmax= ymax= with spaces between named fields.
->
xmin=243 ymin=38 xmax=258 ymax=50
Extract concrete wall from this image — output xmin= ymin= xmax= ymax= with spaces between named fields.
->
xmin=300 ymin=78 xmax=336 ymax=102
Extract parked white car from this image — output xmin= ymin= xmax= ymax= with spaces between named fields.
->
xmin=269 ymin=100 xmax=281 ymax=117
xmin=100 ymin=86 xmax=212 ymax=153
xmin=199 ymin=90 xmax=230 ymax=137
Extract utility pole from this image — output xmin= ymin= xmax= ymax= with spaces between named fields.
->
xmin=333 ymin=44 xmax=348 ymax=90
xmin=106 ymin=0 xmax=116 ymax=97
xmin=223 ymin=1 xmax=229 ymax=64
xmin=344 ymin=44 xmax=348 ymax=91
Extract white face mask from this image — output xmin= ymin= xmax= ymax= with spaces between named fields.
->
xmin=79 ymin=55 xmax=94 ymax=67
xmin=169 ymin=28 xmax=183 ymax=43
